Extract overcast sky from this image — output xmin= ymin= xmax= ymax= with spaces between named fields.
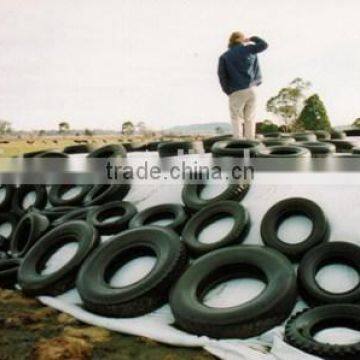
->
xmin=0 ymin=0 xmax=359 ymax=131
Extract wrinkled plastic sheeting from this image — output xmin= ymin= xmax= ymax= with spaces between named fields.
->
xmin=36 ymin=154 xmax=360 ymax=360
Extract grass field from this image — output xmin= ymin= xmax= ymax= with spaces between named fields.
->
xmin=0 ymin=136 xmax=121 ymax=157
xmin=0 ymin=134 xmax=199 ymax=157
xmin=0 ymin=289 xmax=214 ymax=360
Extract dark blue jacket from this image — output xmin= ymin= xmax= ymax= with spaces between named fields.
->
xmin=218 ymin=36 xmax=268 ymax=95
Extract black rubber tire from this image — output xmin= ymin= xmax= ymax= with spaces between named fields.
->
xmin=330 ymin=130 xmax=346 ymax=139
xmin=182 ymin=201 xmax=250 ymax=257
xmin=0 ymin=259 xmax=21 ymax=289
xmin=63 ymin=144 xmax=93 ymax=154
xmin=279 ymin=133 xmax=295 ymax=139
xmin=314 ymin=130 xmax=331 ymax=140
xmin=170 ymin=245 xmax=297 ymax=339
xmin=23 ymin=150 xmax=55 ymax=158
xmin=285 ymin=304 xmax=360 ymax=360
xmin=38 ymin=206 xmax=78 ymax=221
xmin=322 ymin=140 xmax=357 ymax=153
xmin=12 ymin=185 xmax=47 ymax=215
xmin=256 ymin=145 xmax=311 ymax=158
xmin=262 ymin=137 xmax=295 ymax=147
xmin=203 ymin=135 xmax=232 ymax=153
xmin=293 ymin=133 xmax=317 ymax=142
xmin=261 ymin=198 xmax=329 ymax=262
xmin=0 ymin=185 xmax=16 ymax=212
xmin=0 ymin=212 xmax=19 ymax=245
xmin=52 ymin=207 xmax=96 ymax=228
xmin=87 ymin=144 xmax=127 ymax=158
xmin=0 ymin=250 xmax=8 ymax=260
xmin=37 ymin=151 xmax=68 ymax=158
xmin=299 ymin=141 xmax=336 ymax=156
xmin=298 ymin=241 xmax=360 ymax=306
xmin=129 ymin=203 xmax=187 ymax=234
xmin=48 ymin=184 xmax=93 ymax=207
xmin=158 ymin=141 xmax=195 ymax=157
xmin=9 ymin=212 xmax=50 ymax=258
xmin=18 ymin=220 xmax=99 ymax=296
xmin=262 ymin=131 xmax=281 ymax=138
xmin=77 ymin=226 xmax=188 ymax=317
xmin=0 ymin=236 xmax=8 ymax=252
xmin=128 ymin=142 xmax=148 ymax=152
xmin=146 ymin=141 xmax=165 ymax=152
xmin=87 ymin=201 xmax=137 ymax=235
xmin=83 ymin=184 xmax=130 ymax=206
xmin=182 ymin=179 xmax=250 ymax=212
xmin=211 ymin=140 xmax=262 ymax=157
xmin=119 ymin=142 xmax=133 ymax=152
xmin=344 ymin=128 xmax=360 ymax=137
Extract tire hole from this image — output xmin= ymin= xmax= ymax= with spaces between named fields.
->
xmin=22 ymin=191 xmax=36 ymax=209
xmin=316 ymin=264 xmax=359 ymax=294
xmin=109 ymin=256 xmax=157 ymax=287
xmin=200 ymin=183 xmax=229 ymax=200
xmin=61 ymin=186 xmax=83 ymax=200
xmin=198 ymin=216 xmax=235 ymax=244
xmin=203 ymin=278 xmax=266 ymax=308
xmin=314 ymin=327 xmax=360 ymax=345
xmin=0 ymin=187 xmax=6 ymax=203
xmin=144 ymin=213 xmax=175 ymax=227
xmin=97 ymin=208 xmax=126 ymax=224
xmin=278 ymin=215 xmax=313 ymax=244
xmin=41 ymin=242 xmax=79 ymax=275
xmin=0 ymin=222 xmax=12 ymax=238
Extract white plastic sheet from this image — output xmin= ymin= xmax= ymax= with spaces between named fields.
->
xmin=36 ymin=155 xmax=360 ymax=360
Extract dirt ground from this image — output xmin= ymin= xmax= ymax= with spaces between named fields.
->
xmin=0 ymin=288 xmax=214 ymax=360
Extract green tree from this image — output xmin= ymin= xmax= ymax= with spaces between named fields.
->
xmin=267 ymin=78 xmax=311 ymax=129
xmin=294 ymin=94 xmax=331 ymax=131
xmin=122 ymin=121 xmax=135 ymax=136
xmin=84 ymin=128 xmax=93 ymax=136
xmin=256 ymin=120 xmax=279 ymax=134
xmin=352 ymin=118 xmax=360 ymax=128
xmin=0 ymin=120 xmax=12 ymax=135
xmin=136 ymin=121 xmax=147 ymax=135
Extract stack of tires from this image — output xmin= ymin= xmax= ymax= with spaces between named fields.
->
xmin=1 ymin=142 xmax=360 ymax=359
xmin=205 ymin=130 xmax=359 ymax=159
xmin=261 ymin=198 xmax=360 ymax=359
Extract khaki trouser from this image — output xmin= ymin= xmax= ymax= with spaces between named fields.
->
xmin=229 ymin=87 xmax=256 ymax=139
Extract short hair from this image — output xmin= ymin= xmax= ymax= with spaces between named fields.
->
xmin=228 ymin=31 xmax=245 ymax=48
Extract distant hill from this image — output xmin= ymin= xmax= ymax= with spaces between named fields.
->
xmin=163 ymin=122 xmax=231 ymax=135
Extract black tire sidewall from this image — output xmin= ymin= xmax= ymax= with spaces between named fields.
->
xmin=260 ymin=197 xmax=329 ymax=261
xmin=182 ymin=200 xmax=250 ymax=257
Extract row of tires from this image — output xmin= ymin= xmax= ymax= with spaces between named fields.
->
xmin=22 ymin=139 xmax=360 ymax=161
xmin=211 ymin=139 xmax=360 ymax=158
xmin=21 ymin=142 xmax=186 ymax=158
xmin=19 ymin=131 xmax=360 ymax=160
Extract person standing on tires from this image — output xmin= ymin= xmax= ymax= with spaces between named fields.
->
xmin=218 ymin=32 xmax=268 ymax=139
